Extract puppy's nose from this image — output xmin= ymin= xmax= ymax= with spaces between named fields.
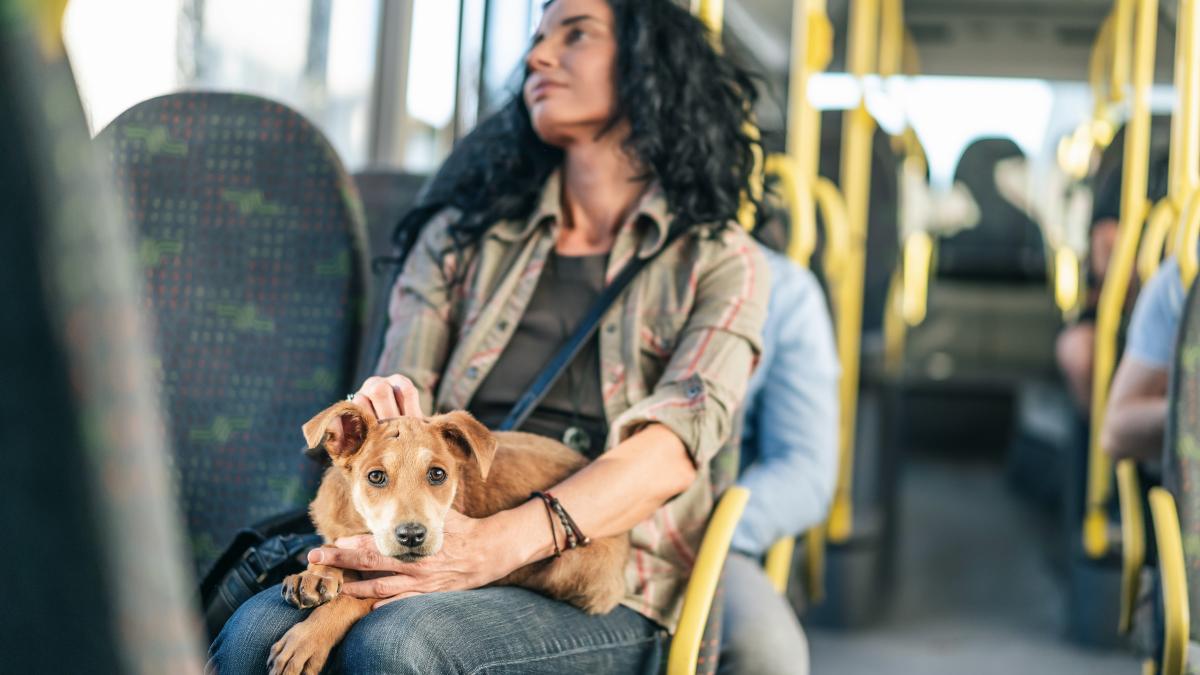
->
xmin=395 ymin=523 xmax=426 ymax=548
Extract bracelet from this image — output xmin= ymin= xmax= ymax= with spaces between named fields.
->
xmin=531 ymin=492 xmax=561 ymax=557
xmin=544 ymin=491 xmax=591 ymax=549
xmin=530 ymin=491 xmax=591 ymax=552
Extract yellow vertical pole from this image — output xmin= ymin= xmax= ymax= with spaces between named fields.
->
xmin=1085 ymin=0 xmax=1157 ymax=560
xmin=692 ymin=0 xmax=725 ymax=43
xmin=1171 ymin=0 xmax=1200 ymax=207
xmin=828 ymin=0 xmax=880 ymax=543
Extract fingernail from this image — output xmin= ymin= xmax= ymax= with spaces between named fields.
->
xmin=308 ymin=549 xmax=324 ymax=564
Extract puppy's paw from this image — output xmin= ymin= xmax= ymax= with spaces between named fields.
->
xmin=268 ymin=621 xmax=336 ymax=675
xmin=281 ymin=567 xmax=341 ymax=609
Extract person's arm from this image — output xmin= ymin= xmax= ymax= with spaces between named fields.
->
xmin=322 ymin=230 xmax=770 ymax=603
xmin=731 ymin=268 xmax=839 ymax=555
xmin=1100 ymin=257 xmax=1182 ymax=460
xmin=1101 ymin=356 xmax=1168 ymax=460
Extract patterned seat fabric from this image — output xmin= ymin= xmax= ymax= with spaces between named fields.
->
xmin=351 ymin=170 xmax=428 ymax=379
xmin=97 ymin=93 xmax=368 ymax=577
xmin=1165 ymin=277 xmax=1200 ymax=652
xmin=1 ymin=10 xmax=202 ymax=673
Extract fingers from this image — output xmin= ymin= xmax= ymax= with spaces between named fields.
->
xmin=374 ymin=591 xmax=424 ymax=609
xmin=307 ymin=545 xmax=403 ymax=573
xmin=342 ymin=575 xmax=419 ymax=600
xmin=350 ymin=374 xmax=423 ymax=420
xmin=388 ymin=375 xmax=424 ymax=417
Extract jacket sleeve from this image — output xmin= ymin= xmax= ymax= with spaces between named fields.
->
xmin=610 ymin=228 xmax=770 ymax=466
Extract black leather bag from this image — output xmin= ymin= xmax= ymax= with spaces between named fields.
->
xmin=199 ymin=509 xmax=322 ymax=639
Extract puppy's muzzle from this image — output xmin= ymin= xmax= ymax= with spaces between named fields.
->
xmin=395 ymin=522 xmax=427 ymax=548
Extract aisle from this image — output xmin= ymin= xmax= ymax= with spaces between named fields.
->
xmin=808 ymin=456 xmax=1141 ymax=675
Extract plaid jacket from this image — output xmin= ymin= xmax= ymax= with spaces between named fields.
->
xmin=375 ymin=170 xmax=769 ymax=630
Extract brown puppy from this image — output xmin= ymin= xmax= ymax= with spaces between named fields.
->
xmin=266 ymin=402 xmax=628 ymax=675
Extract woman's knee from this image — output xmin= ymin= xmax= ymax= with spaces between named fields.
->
xmin=337 ymin=597 xmax=465 ymax=674
xmin=207 ymin=585 xmax=305 ymax=674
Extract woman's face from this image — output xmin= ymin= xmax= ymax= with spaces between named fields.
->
xmin=523 ymin=0 xmax=619 ymax=147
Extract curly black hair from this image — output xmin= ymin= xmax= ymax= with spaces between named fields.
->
xmin=393 ymin=0 xmax=760 ymax=255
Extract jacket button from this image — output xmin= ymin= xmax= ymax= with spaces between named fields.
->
xmin=605 ymin=324 xmax=617 ymax=334
xmin=498 ymin=320 xmax=509 ymax=331
xmin=466 ymin=366 xmax=479 ymax=379
xmin=685 ymin=383 xmax=701 ymax=398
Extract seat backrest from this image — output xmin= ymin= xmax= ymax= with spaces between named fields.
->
xmin=97 ymin=93 xmax=369 ymax=577
xmin=1164 ymin=277 xmax=1200 ymax=641
xmin=351 ymin=169 xmax=429 ymax=379
xmin=0 ymin=10 xmax=202 ymax=672
xmin=938 ymin=137 xmax=1046 ymax=282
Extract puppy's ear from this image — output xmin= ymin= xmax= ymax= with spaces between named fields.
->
xmin=302 ymin=402 xmax=376 ymax=461
xmin=431 ymin=411 xmax=497 ymax=480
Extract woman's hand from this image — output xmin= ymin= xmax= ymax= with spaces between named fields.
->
xmin=349 ymin=374 xmax=424 ymax=420
xmin=307 ymin=510 xmax=525 ymax=608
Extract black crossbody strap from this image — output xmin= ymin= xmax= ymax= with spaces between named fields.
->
xmin=498 ymin=225 xmax=690 ymax=432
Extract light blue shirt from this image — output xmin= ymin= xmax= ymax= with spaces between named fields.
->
xmin=731 ymin=246 xmax=840 ymax=556
xmin=1127 ymin=257 xmax=1189 ymax=369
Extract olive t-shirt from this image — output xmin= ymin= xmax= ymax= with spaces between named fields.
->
xmin=467 ymin=250 xmax=609 ymax=458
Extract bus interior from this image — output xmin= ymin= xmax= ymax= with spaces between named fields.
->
xmin=5 ymin=0 xmax=1200 ymax=673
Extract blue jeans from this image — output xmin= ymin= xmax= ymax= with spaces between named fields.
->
xmin=208 ymin=584 xmax=668 ymax=674
xmin=718 ymin=552 xmax=809 ymax=675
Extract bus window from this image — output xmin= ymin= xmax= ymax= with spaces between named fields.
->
xmin=64 ymin=0 xmax=382 ymax=169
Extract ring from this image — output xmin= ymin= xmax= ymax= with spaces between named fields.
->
xmin=345 ymin=393 xmax=357 ymax=402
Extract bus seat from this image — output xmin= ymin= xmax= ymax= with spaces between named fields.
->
xmin=351 ymin=169 xmax=429 ymax=380
xmin=1148 ymin=279 xmax=1200 ymax=675
xmin=1 ymin=9 xmax=203 ymax=671
xmin=937 ymin=138 xmax=1046 ymax=283
xmin=96 ymin=93 xmax=369 ymax=578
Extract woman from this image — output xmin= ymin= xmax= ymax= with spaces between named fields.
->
xmin=209 ymin=0 xmax=768 ymax=672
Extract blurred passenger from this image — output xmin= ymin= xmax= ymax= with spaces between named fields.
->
xmin=208 ymin=1 xmax=770 ymax=673
xmin=718 ymin=199 xmax=840 ymax=675
xmin=1101 ymin=156 xmax=1178 ymax=462
xmin=1056 ymin=166 xmax=1122 ymax=414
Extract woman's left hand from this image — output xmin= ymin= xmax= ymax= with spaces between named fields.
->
xmin=308 ymin=510 xmax=520 ymax=608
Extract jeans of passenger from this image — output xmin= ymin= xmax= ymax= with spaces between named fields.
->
xmin=719 ymin=552 xmax=809 ymax=675
xmin=208 ymin=583 xmax=668 ymax=674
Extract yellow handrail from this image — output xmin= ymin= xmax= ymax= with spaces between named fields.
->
xmin=1116 ymin=460 xmax=1147 ymax=633
xmin=1111 ymin=0 xmax=1136 ymax=104
xmin=1149 ymin=487 xmax=1190 ymax=675
xmin=667 ymin=487 xmax=750 ymax=675
xmin=766 ymin=154 xmax=816 ymax=268
xmin=1084 ymin=0 xmax=1158 ymax=560
xmin=1137 ymin=199 xmax=1178 ymax=283
xmin=691 ymin=0 xmax=725 ymax=43
xmin=814 ymin=176 xmax=851 ymax=284
xmin=1180 ymin=190 xmax=1200 ymax=286
xmin=829 ymin=0 xmax=883 ymax=544
xmin=764 ymin=536 xmax=796 ymax=595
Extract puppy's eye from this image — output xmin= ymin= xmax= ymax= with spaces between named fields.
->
xmin=427 ymin=467 xmax=447 ymax=485
xmin=367 ymin=470 xmax=388 ymax=487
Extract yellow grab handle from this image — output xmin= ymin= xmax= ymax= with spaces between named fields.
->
xmin=1149 ymin=487 xmax=1190 ymax=675
xmin=1137 ymin=199 xmax=1178 ymax=283
xmin=1055 ymin=247 xmax=1082 ymax=313
xmin=1116 ymin=460 xmax=1147 ymax=634
xmin=667 ymin=487 xmax=750 ymax=675
xmin=1112 ymin=0 xmax=1136 ymax=104
xmin=764 ymin=537 xmax=795 ymax=595
xmin=901 ymin=232 xmax=933 ymax=326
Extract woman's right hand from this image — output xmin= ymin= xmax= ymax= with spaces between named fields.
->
xmin=349 ymin=374 xmax=425 ymax=420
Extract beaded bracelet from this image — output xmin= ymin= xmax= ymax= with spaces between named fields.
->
xmin=531 ymin=491 xmax=591 ymax=552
